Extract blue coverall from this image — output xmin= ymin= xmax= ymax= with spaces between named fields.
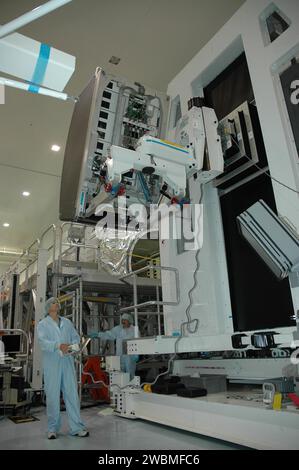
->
xmin=96 ymin=325 xmax=138 ymax=379
xmin=37 ymin=316 xmax=86 ymax=434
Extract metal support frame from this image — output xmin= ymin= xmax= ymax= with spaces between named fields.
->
xmin=11 ymin=238 xmax=40 ymax=289
xmin=0 ymin=224 xmax=56 ymax=292
xmin=8 ymin=273 xmax=20 ymax=330
xmin=40 ymin=224 xmax=57 ymax=296
xmin=0 ymin=279 xmax=5 ymax=329
xmin=120 ymin=266 xmax=179 ymax=337
xmin=32 ymin=248 xmax=48 ymax=390
xmin=0 ymin=223 xmax=120 ymax=399
xmin=58 ymin=222 xmax=98 ymax=275
xmin=58 ymin=275 xmax=88 ymax=402
xmin=156 ymin=284 xmax=161 ymax=336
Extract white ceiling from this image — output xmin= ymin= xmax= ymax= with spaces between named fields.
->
xmin=0 ymin=0 xmax=245 ymax=257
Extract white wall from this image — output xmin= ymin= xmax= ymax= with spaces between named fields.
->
xmin=161 ymin=0 xmax=299 ymax=337
xmin=168 ymin=0 xmax=299 ymax=230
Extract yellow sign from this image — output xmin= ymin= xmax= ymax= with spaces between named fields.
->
xmin=273 ymin=392 xmax=282 ymax=411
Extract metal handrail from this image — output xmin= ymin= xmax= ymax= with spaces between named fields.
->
xmin=59 ymin=276 xmax=82 ymax=292
xmin=61 ymin=242 xmax=98 ymax=250
xmin=120 ymin=264 xmax=177 ymax=281
xmin=0 ymin=224 xmax=57 ymax=283
xmin=1 ymin=222 xmax=97 ymax=286
xmin=26 ymin=238 xmax=41 ymax=255
xmin=18 ymin=257 xmax=38 ymax=276
xmin=120 ymin=266 xmax=180 ymax=335
xmin=120 ymin=300 xmax=169 ymax=312
xmin=1 ymin=238 xmax=40 ymax=281
xmin=19 ymin=226 xmax=56 ymax=287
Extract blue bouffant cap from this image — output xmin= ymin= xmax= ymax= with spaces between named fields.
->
xmin=45 ymin=297 xmax=60 ymax=316
xmin=121 ymin=313 xmax=133 ymax=324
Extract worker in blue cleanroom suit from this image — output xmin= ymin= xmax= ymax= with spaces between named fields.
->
xmin=37 ymin=297 xmax=89 ymax=440
xmin=88 ymin=313 xmax=139 ymax=380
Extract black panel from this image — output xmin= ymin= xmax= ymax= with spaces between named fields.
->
xmin=2 ymin=334 xmax=21 ymax=353
xmin=266 ymin=11 xmax=289 ymax=43
xmin=100 ymin=111 xmax=108 ymax=120
xmin=103 ymin=91 xmax=112 ymax=100
xmin=216 ymin=103 xmax=268 ymax=191
xmin=10 ymin=274 xmax=18 ymax=329
xmin=221 ymin=174 xmax=295 ymax=332
xmin=101 ymin=100 xmax=110 ymax=110
xmin=204 ymin=53 xmax=254 ymax=121
xmin=204 ymin=53 xmax=294 ymax=332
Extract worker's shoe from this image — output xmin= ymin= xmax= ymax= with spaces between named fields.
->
xmin=75 ymin=430 xmax=89 ymax=437
xmin=48 ymin=432 xmax=57 ymax=440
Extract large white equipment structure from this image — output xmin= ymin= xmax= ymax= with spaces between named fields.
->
xmin=57 ymin=0 xmax=299 ymax=450
xmin=60 ymin=68 xmax=224 ymax=223
xmin=2 ymin=0 xmax=298 ymax=450
xmin=114 ymin=0 xmax=299 ymax=450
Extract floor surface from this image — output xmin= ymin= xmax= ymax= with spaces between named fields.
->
xmin=0 ymin=406 xmax=246 ymax=450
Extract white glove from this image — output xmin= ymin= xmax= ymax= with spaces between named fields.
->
xmin=59 ymin=343 xmax=80 ymax=356
xmin=69 ymin=343 xmax=80 ymax=352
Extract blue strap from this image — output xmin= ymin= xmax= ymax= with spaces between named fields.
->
xmin=28 ymin=43 xmax=51 ymax=93
xmin=138 ymin=172 xmax=151 ymax=203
